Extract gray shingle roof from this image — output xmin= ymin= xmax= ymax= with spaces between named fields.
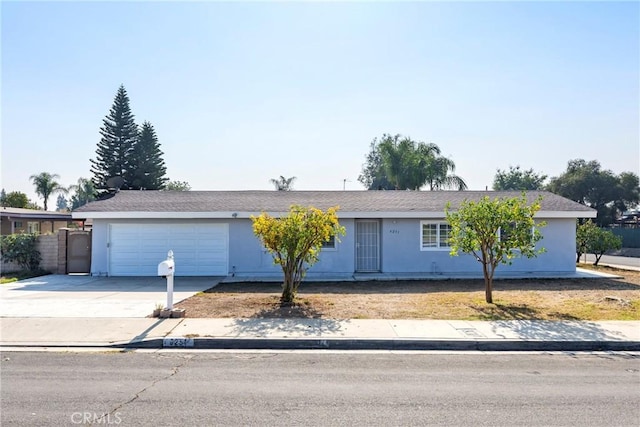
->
xmin=1 ymin=207 xmax=72 ymax=220
xmin=73 ymin=190 xmax=595 ymax=218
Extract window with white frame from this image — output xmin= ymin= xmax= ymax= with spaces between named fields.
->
xmin=420 ymin=221 xmax=452 ymax=250
xmin=499 ymin=221 xmax=516 ymax=242
xmin=321 ymin=235 xmax=336 ymax=250
xmin=499 ymin=222 xmax=537 ymax=248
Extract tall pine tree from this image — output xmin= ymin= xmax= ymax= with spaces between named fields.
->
xmin=129 ymin=121 xmax=168 ymax=190
xmin=90 ymin=85 xmax=138 ymax=190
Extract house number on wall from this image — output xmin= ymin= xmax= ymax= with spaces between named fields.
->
xmin=389 ymin=229 xmax=400 ymax=234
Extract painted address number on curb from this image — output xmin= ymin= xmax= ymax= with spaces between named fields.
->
xmin=163 ymin=337 xmax=195 ymax=348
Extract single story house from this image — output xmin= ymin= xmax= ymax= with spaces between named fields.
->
xmin=72 ymin=190 xmax=596 ymax=279
xmin=1 ymin=207 xmax=72 ymax=236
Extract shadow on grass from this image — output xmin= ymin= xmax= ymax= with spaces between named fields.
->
xmin=251 ymin=301 xmax=325 ymax=319
xmin=1 ymin=269 xmax=50 ymax=284
xmin=205 ymin=277 xmax=640 ymax=295
xmin=472 ymin=304 xmax=541 ymax=321
xmin=472 ymin=304 xmax=582 ymax=321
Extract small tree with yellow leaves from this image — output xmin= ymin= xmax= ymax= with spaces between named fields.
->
xmin=252 ymin=205 xmax=346 ymax=303
xmin=446 ymin=195 xmax=546 ymax=303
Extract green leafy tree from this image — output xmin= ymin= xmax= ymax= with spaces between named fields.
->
xmin=1 ymin=191 xmax=30 ymax=208
xmin=90 ymin=85 xmax=138 ymax=190
xmin=588 ymin=228 xmax=623 ymax=266
xmin=55 ymin=194 xmax=68 ymax=211
xmin=359 ymin=134 xmax=466 ymax=190
xmin=547 ymin=159 xmax=639 ymax=226
xmin=252 ymin=205 xmax=346 ymax=303
xmin=614 ymin=172 xmax=640 ymax=215
xmin=128 ymin=121 xmax=168 ymax=190
xmin=0 ymin=189 xmax=5 ymax=205
xmin=29 ymin=172 xmax=67 ymax=211
xmin=270 ymin=176 xmax=297 ymax=191
xmin=576 ymin=220 xmax=622 ymax=266
xmin=69 ymin=178 xmax=97 ymax=210
xmin=576 ymin=219 xmax=597 ymax=263
xmin=446 ymin=195 xmax=546 ymax=303
xmin=165 ymin=180 xmax=191 ymax=191
xmin=357 ymin=140 xmax=395 ymax=190
xmin=423 ymin=155 xmax=467 ymax=191
xmin=0 ymin=233 xmax=41 ymax=271
xmin=493 ymin=166 xmax=547 ymax=190
xmin=379 ymin=135 xmax=435 ymax=190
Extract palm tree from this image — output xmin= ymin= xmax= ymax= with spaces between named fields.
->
xmin=379 ymin=135 xmax=464 ymax=191
xmin=424 ymin=156 xmax=468 ymax=190
xmin=69 ymin=177 xmax=97 ymax=210
xmin=270 ymin=176 xmax=297 ymax=191
xmin=379 ymin=136 xmax=416 ymax=190
xmin=29 ymin=172 xmax=67 ymax=211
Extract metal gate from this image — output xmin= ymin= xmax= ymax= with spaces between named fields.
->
xmin=67 ymin=230 xmax=91 ymax=274
xmin=355 ymin=220 xmax=380 ymax=272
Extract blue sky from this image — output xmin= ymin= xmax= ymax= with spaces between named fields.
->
xmin=2 ymin=1 xmax=638 ymax=207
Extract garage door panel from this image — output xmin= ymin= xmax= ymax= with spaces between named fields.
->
xmin=139 ymin=251 xmax=168 ymax=263
xmin=140 ymin=240 xmax=169 ymax=250
xmin=109 ymin=223 xmax=228 ymax=276
xmin=171 ymin=238 xmax=199 ymax=248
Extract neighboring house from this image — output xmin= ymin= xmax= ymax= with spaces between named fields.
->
xmin=1 ymin=207 xmax=72 ymax=236
xmin=72 ymin=190 xmax=596 ymax=278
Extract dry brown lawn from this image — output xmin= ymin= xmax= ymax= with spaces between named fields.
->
xmin=175 ymin=265 xmax=640 ymax=321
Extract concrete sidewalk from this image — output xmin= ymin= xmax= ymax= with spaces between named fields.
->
xmin=1 ymin=263 xmax=638 ymax=351
xmin=1 ymin=317 xmax=639 ymax=351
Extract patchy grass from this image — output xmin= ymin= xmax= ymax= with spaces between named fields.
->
xmin=176 ymin=267 xmax=640 ymax=321
xmin=1 ymin=269 xmax=49 ymax=284
xmin=177 ymin=266 xmax=640 ymax=321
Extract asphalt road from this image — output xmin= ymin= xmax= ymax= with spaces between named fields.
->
xmin=580 ymin=253 xmax=640 ymax=269
xmin=2 ymin=351 xmax=639 ymax=426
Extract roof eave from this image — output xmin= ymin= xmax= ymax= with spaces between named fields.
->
xmin=72 ymin=210 xmax=596 ymax=220
xmin=1 ymin=213 xmax=73 ymax=220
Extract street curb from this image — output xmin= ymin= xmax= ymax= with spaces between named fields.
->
xmin=102 ymin=338 xmax=640 ymax=352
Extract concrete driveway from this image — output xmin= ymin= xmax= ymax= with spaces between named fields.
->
xmin=0 ymin=275 xmax=221 ymax=318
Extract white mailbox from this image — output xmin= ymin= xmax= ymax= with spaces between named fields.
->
xmin=159 ymin=250 xmax=176 ymax=310
xmin=158 ymin=259 xmax=175 ymax=277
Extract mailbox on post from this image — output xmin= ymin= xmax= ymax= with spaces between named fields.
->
xmin=158 ymin=250 xmax=175 ymax=310
xmin=158 ymin=259 xmax=174 ymax=277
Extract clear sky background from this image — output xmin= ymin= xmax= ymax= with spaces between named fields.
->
xmin=2 ymin=1 xmax=638 ymax=207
